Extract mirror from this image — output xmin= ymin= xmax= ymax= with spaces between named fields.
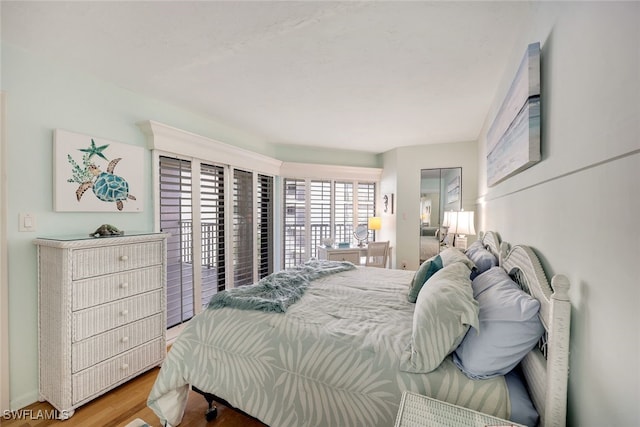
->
xmin=353 ymin=224 xmax=369 ymax=247
xmin=419 ymin=167 xmax=462 ymax=262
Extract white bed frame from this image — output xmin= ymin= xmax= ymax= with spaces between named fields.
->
xmin=480 ymin=231 xmax=571 ymax=427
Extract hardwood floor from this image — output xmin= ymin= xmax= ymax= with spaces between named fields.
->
xmin=1 ymin=367 xmax=267 ymax=427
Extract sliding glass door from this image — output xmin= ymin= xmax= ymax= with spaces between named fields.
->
xmin=159 ymin=156 xmax=273 ymax=328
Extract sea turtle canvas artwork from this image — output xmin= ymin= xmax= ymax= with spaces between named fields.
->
xmin=54 ymin=129 xmax=144 ymax=212
xmin=74 ymin=156 xmax=136 ymax=211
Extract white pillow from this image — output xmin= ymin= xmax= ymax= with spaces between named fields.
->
xmin=400 ymin=262 xmax=478 ymax=373
xmin=439 ymin=247 xmax=476 ymax=271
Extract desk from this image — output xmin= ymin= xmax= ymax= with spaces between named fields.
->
xmin=317 ymin=245 xmax=363 ymax=264
xmin=317 ymin=245 xmax=392 ymax=268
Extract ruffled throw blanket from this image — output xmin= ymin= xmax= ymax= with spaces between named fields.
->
xmin=208 ymin=259 xmax=356 ymax=312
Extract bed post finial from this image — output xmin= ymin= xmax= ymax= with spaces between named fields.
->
xmin=551 ymin=274 xmax=570 ymax=301
xmin=498 ymin=242 xmax=510 ymax=265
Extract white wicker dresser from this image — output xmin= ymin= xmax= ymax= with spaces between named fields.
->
xmin=34 ymin=232 xmax=168 ymax=419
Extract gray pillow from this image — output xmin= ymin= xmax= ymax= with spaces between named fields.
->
xmin=400 ymin=262 xmax=478 ymax=374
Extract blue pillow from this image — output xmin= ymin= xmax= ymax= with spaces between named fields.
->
xmin=464 ymin=239 xmax=485 ymax=256
xmin=465 ymin=245 xmax=498 ymax=280
xmin=505 ymin=368 xmax=539 ymax=427
xmin=407 ymin=255 xmax=443 ymax=303
xmin=453 ymin=267 xmax=544 ymax=379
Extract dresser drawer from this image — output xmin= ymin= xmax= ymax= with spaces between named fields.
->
xmin=72 ymin=241 xmax=163 ymax=280
xmin=72 ymin=313 xmax=163 ymax=372
xmin=327 ymin=250 xmax=361 ymax=264
xmin=72 ymin=266 xmax=162 ymax=310
xmin=73 ymin=290 xmax=163 ymax=341
xmin=72 ymin=338 xmax=164 ymax=405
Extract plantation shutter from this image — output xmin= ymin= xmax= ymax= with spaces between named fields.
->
xmin=233 ymin=169 xmax=253 ymax=287
xmin=309 ymin=180 xmax=331 ymax=259
xmin=200 ymin=163 xmax=225 ymax=299
xmin=334 ymin=181 xmax=354 ymax=245
xmin=283 ymin=178 xmax=306 ymax=268
xmin=358 ymin=182 xmax=376 ymax=239
xmin=257 ymin=174 xmax=274 ymax=279
xmin=159 ymin=156 xmax=194 ymax=327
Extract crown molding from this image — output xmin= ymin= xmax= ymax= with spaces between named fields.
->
xmin=138 ymin=120 xmax=282 ymax=175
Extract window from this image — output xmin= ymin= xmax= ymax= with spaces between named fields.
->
xmin=233 ymin=169 xmax=253 ymax=287
xmin=159 ymin=157 xmax=197 ymax=327
xmin=358 ymin=182 xmax=376 ymax=240
xmin=334 ymin=181 xmax=354 ymax=244
xmin=200 ymin=162 xmax=226 ymax=297
xmin=283 ymin=179 xmax=306 ymax=268
xmin=282 ymin=178 xmax=376 ymax=268
xmin=257 ymin=174 xmax=274 ymax=278
xmin=310 ymin=180 xmax=331 ymax=259
xmin=159 ymin=156 xmax=274 ymax=328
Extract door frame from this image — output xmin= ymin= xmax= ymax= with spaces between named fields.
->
xmin=1 ymin=91 xmax=10 ymax=411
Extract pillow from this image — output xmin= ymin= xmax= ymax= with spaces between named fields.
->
xmin=407 ymin=255 xmax=443 ymax=303
xmin=464 ymin=239 xmax=486 ymax=257
xmin=439 ymin=247 xmax=476 ymax=271
xmin=400 ymin=262 xmax=479 ymax=374
xmin=505 ymin=368 xmax=540 ymax=427
xmin=465 ymin=245 xmax=498 ymax=280
xmin=453 ymin=267 xmax=544 ymax=379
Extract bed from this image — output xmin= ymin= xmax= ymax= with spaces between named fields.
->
xmin=148 ymin=231 xmax=571 ymax=427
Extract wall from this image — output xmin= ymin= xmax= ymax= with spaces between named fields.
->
xmin=382 ymin=141 xmax=478 ymax=270
xmin=1 ymin=91 xmax=9 ymax=412
xmin=272 ymin=143 xmax=382 ymax=168
xmin=0 ymin=44 xmax=381 ymax=409
xmin=477 ymin=2 xmax=639 ymax=426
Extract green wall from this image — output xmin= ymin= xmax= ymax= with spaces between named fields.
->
xmin=1 ymin=43 xmax=379 ymax=409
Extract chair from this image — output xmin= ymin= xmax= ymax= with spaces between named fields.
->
xmin=365 ymin=241 xmax=390 ymax=268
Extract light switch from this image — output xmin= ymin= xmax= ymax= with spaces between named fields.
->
xmin=19 ymin=213 xmax=36 ymax=232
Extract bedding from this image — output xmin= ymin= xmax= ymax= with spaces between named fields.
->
xmin=406 ymin=254 xmax=442 ymax=303
xmin=453 ymin=267 xmax=545 ymax=379
xmin=148 ymin=266 xmax=510 ymax=427
xmin=505 ymin=368 xmax=540 ymax=427
xmin=400 ymin=262 xmax=479 ymax=373
xmin=439 ymin=247 xmax=476 ymax=271
xmin=208 ymin=259 xmax=356 ymax=312
xmin=465 ymin=241 xmax=499 ymax=279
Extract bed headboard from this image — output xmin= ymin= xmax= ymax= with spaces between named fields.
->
xmin=479 ymin=231 xmax=501 ymax=258
xmin=499 ymin=243 xmax=571 ymax=427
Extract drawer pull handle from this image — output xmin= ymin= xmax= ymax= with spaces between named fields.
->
xmin=121 ymin=336 xmax=129 ymax=343
xmin=120 ymin=309 xmax=129 ymax=316
xmin=120 ymin=282 xmax=129 ymax=289
xmin=121 ymin=363 xmax=129 ymax=370
xmin=120 ymin=255 xmax=129 ymax=261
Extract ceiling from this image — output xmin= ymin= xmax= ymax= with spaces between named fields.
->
xmin=1 ymin=1 xmax=533 ymax=153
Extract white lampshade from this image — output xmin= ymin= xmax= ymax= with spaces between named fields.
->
xmin=453 ymin=211 xmax=476 ymax=236
xmin=442 ymin=211 xmax=453 ymax=228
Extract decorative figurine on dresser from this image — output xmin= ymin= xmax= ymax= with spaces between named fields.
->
xmin=33 ymin=232 xmax=168 ymax=419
